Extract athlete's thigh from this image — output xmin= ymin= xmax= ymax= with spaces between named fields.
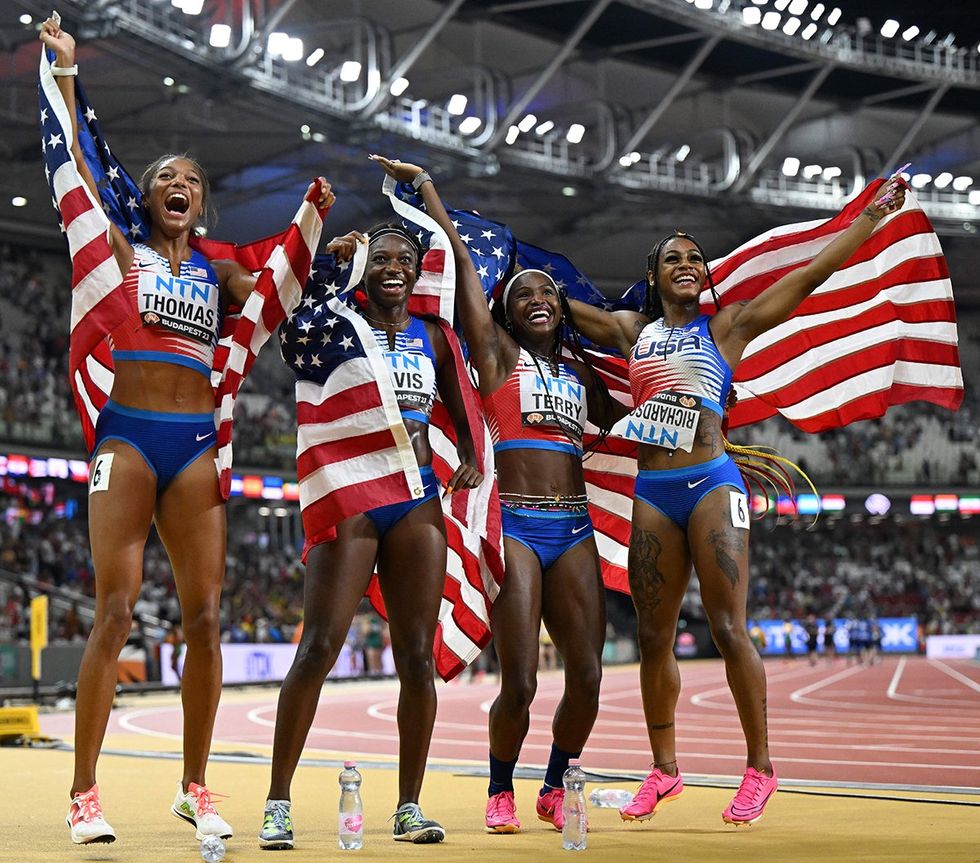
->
xmin=629 ymin=499 xmax=692 ymax=625
xmin=492 ymin=537 xmax=545 ymax=669
xmin=686 ymin=486 xmax=751 ymax=620
xmin=541 ymin=537 xmax=605 ymax=659
xmin=87 ymin=440 xmax=158 ymax=600
xmin=376 ymin=498 xmax=447 ymax=643
xmin=154 ymin=447 xmax=225 ymax=603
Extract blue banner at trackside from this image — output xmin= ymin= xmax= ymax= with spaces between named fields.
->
xmin=747 ymin=617 xmax=918 ymax=655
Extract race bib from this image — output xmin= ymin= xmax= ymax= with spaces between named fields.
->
xmin=384 ymin=348 xmax=436 ymax=414
xmin=611 ymin=391 xmax=701 ymax=452
xmin=137 ymin=267 xmax=219 ymax=345
xmin=519 ymin=369 xmax=586 ymax=441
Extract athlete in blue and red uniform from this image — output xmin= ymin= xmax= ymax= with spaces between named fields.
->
xmin=370 ymin=155 xmax=624 ymax=836
xmin=570 ymin=177 xmax=907 ymax=827
xmin=40 ymin=16 xmax=335 ymax=847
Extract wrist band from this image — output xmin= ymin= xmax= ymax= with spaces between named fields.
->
xmin=51 ymin=64 xmax=78 ymax=77
xmin=411 ymin=171 xmax=432 ymax=191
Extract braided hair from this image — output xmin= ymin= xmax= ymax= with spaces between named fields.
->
xmin=642 ymin=231 xmax=721 ymax=320
xmin=493 ymin=270 xmax=616 ymax=453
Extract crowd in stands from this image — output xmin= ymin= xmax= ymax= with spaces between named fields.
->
xmin=2 ymin=242 xmax=978 ymax=482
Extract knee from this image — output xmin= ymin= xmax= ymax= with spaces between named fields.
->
xmin=181 ymin=603 xmax=221 ymax=650
xmin=708 ymin=615 xmax=748 ymax=656
xmin=636 ymin=622 xmax=675 ymax=659
xmin=92 ymin=598 xmax=136 ymax=647
xmin=294 ymin=628 xmax=343 ymax=675
xmin=500 ymin=673 xmax=538 ymax=712
xmin=393 ymin=643 xmax=435 ymax=689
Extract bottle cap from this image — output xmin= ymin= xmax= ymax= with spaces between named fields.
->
xmin=344 ymin=760 xmax=356 ymax=768
xmin=569 ymin=758 xmax=582 ymax=766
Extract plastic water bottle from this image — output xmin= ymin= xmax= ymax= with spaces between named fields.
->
xmin=589 ymin=788 xmax=633 ymax=809
xmin=339 ymin=760 xmax=364 ymax=850
xmin=561 ymin=759 xmax=587 ymax=851
xmin=199 ymin=835 xmax=225 ymax=862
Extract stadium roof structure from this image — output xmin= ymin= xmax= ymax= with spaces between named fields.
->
xmin=3 ymin=0 xmax=979 ymax=303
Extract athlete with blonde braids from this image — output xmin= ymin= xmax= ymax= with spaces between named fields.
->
xmin=568 ymin=176 xmax=906 ymax=826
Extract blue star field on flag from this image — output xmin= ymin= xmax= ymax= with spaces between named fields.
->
xmin=39 ymin=46 xmax=148 ymax=241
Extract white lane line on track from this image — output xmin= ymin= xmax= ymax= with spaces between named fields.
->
xmin=789 ymin=663 xmax=868 ymax=705
xmin=117 ymin=706 xmax=184 ymax=742
xmin=887 ymin=656 xmax=907 ymax=699
xmin=931 ymin=659 xmax=980 ymax=694
xmin=688 ymin=664 xmax=833 ymax=710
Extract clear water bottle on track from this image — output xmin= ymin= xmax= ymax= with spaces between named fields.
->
xmin=339 ymin=760 xmax=364 ymax=850
xmin=199 ymin=835 xmax=225 ymax=862
xmin=589 ymin=788 xmax=633 ymax=809
xmin=561 ymin=759 xmax=587 ymax=851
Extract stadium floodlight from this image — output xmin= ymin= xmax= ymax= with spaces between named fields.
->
xmin=826 ymin=7 xmax=841 ymax=25
xmin=693 ymin=0 xmax=712 ymax=9
xmin=675 ymin=144 xmax=691 ymax=162
xmin=751 ymin=0 xmax=768 ymax=5
xmin=19 ymin=13 xmax=32 ymax=24
xmin=505 ymin=125 xmax=520 ymax=145
xmin=447 ymin=93 xmax=468 ymax=115
xmin=774 ymin=0 xmax=790 ymax=11
xmin=802 ymin=164 xmax=822 ymax=179
xmin=566 ymin=123 xmax=585 ymax=144
xmin=969 ymin=190 xmax=980 ymax=205
xmin=619 ymin=155 xmax=633 ymax=167
xmin=518 ymin=114 xmax=537 ymax=133
xmin=910 ymin=173 xmax=931 ymax=188
xmin=901 ymin=25 xmax=919 ymax=41
xmin=340 ymin=60 xmax=361 ymax=81
xmin=952 ymin=176 xmax=973 ymax=191
xmin=743 ymin=7 xmax=762 ymax=25
xmin=810 ymin=2 xmax=824 ymax=19
xmin=880 ymin=19 xmax=899 ymax=38
xmin=783 ymin=17 xmax=801 ymax=35
xmin=629 ymin=151 xmax=642 ymax=164
xmin=181 ymin=0 xmax=204 ymax=13
xmin=535 ymin=120 xmax=555 ymax=135
xmin=163 ymin=76 xmax=175 ymax=86
xmin=267 ymin=32 xmax=290 ymax=56
xmin=306 ymin=48 xmax=324 ymax=67
xmin=281 ymin=38 xmax=304 ymax=63
xmin=782 ymin=157 xmax=800 ymax=176
xmin=761 ymin=11 xmax=781 ymax=30
xmin=801 ymin=22 xmax=818 ymax=39
xmin=822 ymin=166 xmax=842 ymax=180
xmin=11 ymin=196 xmax=27 ymax=207
xmin=562 ymin=186 xmax=577 ymax=196
xmin=458 ymin=116 xmax=482 ymax=135
xmin=788 ymin=0 xmax=807 ymax=13
xmin=389 ymin=76 xmax=410 ymax=96
xmin=209 ymin=24 xmax=231 ymax=48
xmin=933 ymin=172 xmax=953 ymax=189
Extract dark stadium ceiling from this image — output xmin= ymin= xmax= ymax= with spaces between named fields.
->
xmin=2 ymin=0 xmax=979 ymax=305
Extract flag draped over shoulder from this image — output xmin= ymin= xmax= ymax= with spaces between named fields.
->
xmin=281 ymin=187 xmax=504 ymax=681
xmin=39 ymin=47 xmax=325 ymax=498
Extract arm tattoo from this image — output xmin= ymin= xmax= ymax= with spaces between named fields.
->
xmin=706 ymin=528 xmax=746 ymax=590
xmin=629 ymin=527 xmax=668 ymax=615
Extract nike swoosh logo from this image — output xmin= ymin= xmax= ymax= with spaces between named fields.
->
xmin=571 ymin=524 xmax=589 ymax=535
xmin=196 ymin=432 xmax=214 ymax=441
xmin=687 ymin=476 xmax=708 ymax=488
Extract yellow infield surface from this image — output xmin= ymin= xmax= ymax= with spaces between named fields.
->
xmin=6 ymin=683 xmax=980 ymax=862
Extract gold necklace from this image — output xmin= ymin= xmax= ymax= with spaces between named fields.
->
xmin=363 ymin=312 xmax=409 ymax=328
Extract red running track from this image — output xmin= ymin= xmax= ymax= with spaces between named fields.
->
xmin=43 ymin=656 xmax=980 ymax=790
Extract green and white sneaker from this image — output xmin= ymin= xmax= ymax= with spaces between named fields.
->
xmin=258 ymin=799 xmax=294 ymax=850
xmin=172 ymin=781 xmax=233 ymax=840
xmin=391 ymin=802 xmax=445 ymax=844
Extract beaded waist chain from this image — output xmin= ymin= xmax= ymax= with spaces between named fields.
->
xmin=499 ymin=491 xmax=589 ymax=513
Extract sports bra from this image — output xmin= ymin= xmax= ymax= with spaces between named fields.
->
xmin=370 ymin=316 xmax=437 ymax=425
xmin=482 ymin=349 xmax=587 ymax=457
xmin=107 ymin=243 xmax=221 ymax=378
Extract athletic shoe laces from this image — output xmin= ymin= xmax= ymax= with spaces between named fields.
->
xmin=73 ymin=789 xmax=104 ymax=823
xmin=731 ymin=770 xmax=767 ymax=808
xmin=393 ymin=803 xmax=425 ymax=829
xmin=190 ymin=785 xmax=226 ymax=817
xmin=632 ymin=771 xmax=666 ymax=808
xmin=488 ymin=793 xmax=513 ymax=819
xmin=264 ymin=802 xmax=290 ymax=832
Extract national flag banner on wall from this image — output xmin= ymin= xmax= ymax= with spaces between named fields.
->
xmin=282 ymin=211 xmax=504 ymax=681
xmin=574 ymin=180 xmax=963 ymax=591
xmin=38 ymin=46 xmax=326 ymax=498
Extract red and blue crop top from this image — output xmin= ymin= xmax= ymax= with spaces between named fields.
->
xmin=107 ymin=243 xmax=221 ymax=378
xmin=482 ymin=349 xmax=587 ymax=457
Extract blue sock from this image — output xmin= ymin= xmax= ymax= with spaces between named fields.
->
xmin=488 ymin=751 xmax=518 ymax=796
xmin=541 ymin=743 xmax=580 ymax=793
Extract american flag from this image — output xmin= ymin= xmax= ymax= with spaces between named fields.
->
xmin=577 ymin=179 xmax=962 ymax=591
xmin=38 ymin=46 xmax=326 ymax=498
xmin=281 ymin=206 xmax=504 ymax=681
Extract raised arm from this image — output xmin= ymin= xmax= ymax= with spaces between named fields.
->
xmin=566 ymin=299 xmax=646 ymax=358
xmin=39 ymin=18 xmax=132 ymax=271
xmin=717 ymin=178 xmax=907 ymax=354
xmin=368 ymin=155 xmax=517 ymax=394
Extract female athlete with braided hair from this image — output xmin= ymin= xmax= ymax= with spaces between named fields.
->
xmin=568 ymin=177 xmax=906 ymax=826
xmin=369 ymin=155 xmax=624 ymax=835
